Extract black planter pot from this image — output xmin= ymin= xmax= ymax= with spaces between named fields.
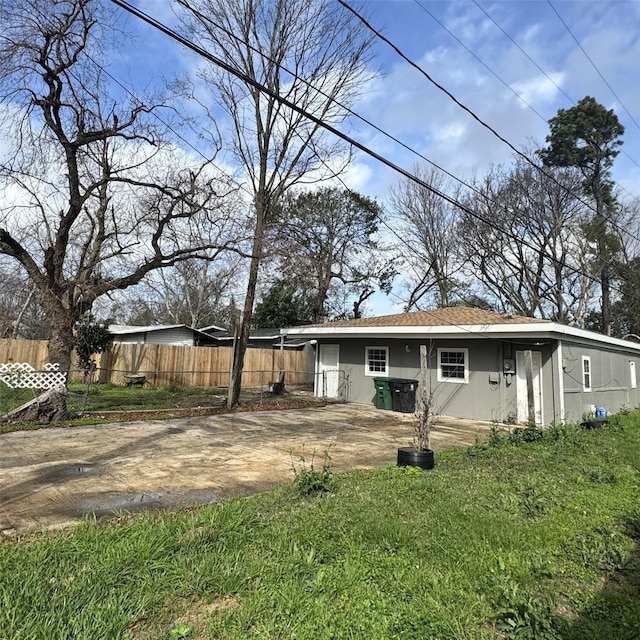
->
xmin=397 ymin=446 xmax=435 ymax=470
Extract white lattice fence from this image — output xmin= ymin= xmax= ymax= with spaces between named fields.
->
xmin=0 ymin=362 xmax=68 ymax=389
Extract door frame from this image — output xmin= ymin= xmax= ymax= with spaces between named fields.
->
xmin=317 ymin=343 xmax=340 ymax=398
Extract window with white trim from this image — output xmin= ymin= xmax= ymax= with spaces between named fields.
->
xmin=582 ymin=356 xmax=592 ymax=392
xmin=365 ymin=346 xmax=388 ymax=376
xmin=437 ymin=348 xmax=469 ymax=383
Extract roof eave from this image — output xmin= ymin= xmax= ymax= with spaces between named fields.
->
xmin=282 ymin=323 xmax=640 ymax=352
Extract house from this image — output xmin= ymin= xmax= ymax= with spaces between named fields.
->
xmin=201 ymin=326 xmax=314 ymax=351
xmin=281 ymin=307 xmax=640 ymax=425
xmin=108 ymin=324 xmax=220 ymax=347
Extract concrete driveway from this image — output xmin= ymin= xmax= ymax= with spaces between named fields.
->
xmin=0 ymin=404 xmax=491 ymax=535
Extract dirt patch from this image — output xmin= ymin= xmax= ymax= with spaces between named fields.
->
xmin=84 ymin=395 xmax=328 ymax=423
xmin=129 ymin=594 xmax=241 ymax=640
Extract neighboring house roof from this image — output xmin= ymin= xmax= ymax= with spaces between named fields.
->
xmin=205 ymin=328 xmax=284 ymax=341
xmin=108 ymin=324 xmax=217 ymax=345
xmin=109 ymin=324 xmax=186 ymax=335
xmin=198 ymin=324 xmax=228 ymax=333
xmin=205 ymin=327 xmax=312 ymax=349
xmin=282 ymin=306 xmax=640 ymax=352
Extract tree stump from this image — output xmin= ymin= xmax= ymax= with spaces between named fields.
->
xmin=1 ymin=385 xmax=69 ymax=424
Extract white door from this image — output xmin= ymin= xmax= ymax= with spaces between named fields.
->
xmin=516 ymin=350 xmax=543 ymax=424
xmin=318 ymin=344 xmax=340 ymax=398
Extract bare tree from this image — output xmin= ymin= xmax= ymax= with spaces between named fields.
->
xmin=0 ymin=0 xmax=239 ymax=370
xmin=178 ymin=0 xmax=376 ymax=406
xmin=460 ymin=158 xmax=595 ymax=324
xmin=0 ymin=260 xmax=49 ymax=339
xmin=388 ymin=165 xmax=464 ymax=309
xmin=116 ymin=255 xmax=242 ymax=328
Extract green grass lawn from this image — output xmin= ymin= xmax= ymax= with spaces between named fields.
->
xmin=1 ymin=413 xmax=640 ymax=639
xmin=0 ymin=383 xmax=321 ymax=434
xmin=0 ymin=382 xmax=224 ymax=416
xmin=65 ymin=382 xmax=227 ymax=413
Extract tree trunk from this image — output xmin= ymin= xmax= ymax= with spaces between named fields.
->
xmin=228 ymin=197 xmax=266 ymax=408
xmin=601 ymin=265 xmax=612 ymax=336
xmin=44 ymin=306 xmax=75 ymax=372
xmin=592 ymin=172 xmax=612 ymax=336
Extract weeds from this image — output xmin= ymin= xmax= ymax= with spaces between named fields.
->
xmin=492 ymin=572 xmax=557 ymax=639
xmin=290 ymin=447 xmax=335 ymax=497
xmin=573 ymin=526 xmax=632 ymax=572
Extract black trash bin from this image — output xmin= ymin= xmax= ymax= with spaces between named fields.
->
xmin=389 ymin=379 xmax=419 ymax=413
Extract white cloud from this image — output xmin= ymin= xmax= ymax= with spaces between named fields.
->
xmin=511 ymin=72 xmax=565 ymax=107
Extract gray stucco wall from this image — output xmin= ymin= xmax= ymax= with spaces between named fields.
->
xmin=560 ymin=340 xmax=640 ymax=422
xmin=317 ymin=337 xmax=558 ymax=424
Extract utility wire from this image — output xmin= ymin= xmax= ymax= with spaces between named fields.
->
xmin=471 ymin=0 xmax=574 ymax=105
xmin=426 ymin=0 xmax=640 ymax=203
xmin=109 ymin=0 xmax=640 ymax=327
xmin=176 ymin=0 xmax=480 ymax=311
xmin=340 ymin=0 xmax=640 ymax=248
xmin=472 ymin=0 xmax=640 ymax=180
xmin=414 ymin=0 xmax=548 ymax=122
xmin=84 ymin=51 xmax=254 ymax=202
xmin=177 ymin=0 xmax=638 ymax=249
xmin=548 ymin=0 xmax=640 ymax=133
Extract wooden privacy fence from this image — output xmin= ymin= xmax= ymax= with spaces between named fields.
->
xmin=0 ymin=339 xmax=314 ymax=389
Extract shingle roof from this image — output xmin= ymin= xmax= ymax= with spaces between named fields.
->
xmin=300 ymin=307 xmax=551 ymax=329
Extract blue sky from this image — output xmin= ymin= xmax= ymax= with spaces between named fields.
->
xmin=119 ymin=1 xmax=640 ymax=195
xmin=115 ymin=0 xmax=640 ymax=313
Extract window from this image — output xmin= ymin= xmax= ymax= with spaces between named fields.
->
xmin=582 ymin=356 xmax=591 ymax=392
xmin=438 ymin=348 xmax=469 ymax=383
xmin=365 ymin=346 xmax=388 ymax=376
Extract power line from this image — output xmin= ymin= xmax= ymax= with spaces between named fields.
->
xmin=414 ymin=0 xmax=548 ymax=122
xmin=340 ymin=0 xmax=640 ymax=248
xmin=109 ymin=0 xmax=640 ymax=327
xmin=84 ymin=52 xmax=254 ymax=202
xmin=548 ymin=0 xmax=640 ymax=133
xmin=179 ymin=0 xmax=640 ymax=254
xmin=471 ymin=0 xmax=574 ymax=105
xmin=176 ymin=2 xmax=490 ymax=200
xmin=426 ymin=0 xmax=640 ymax=201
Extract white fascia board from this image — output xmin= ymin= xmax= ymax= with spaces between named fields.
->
xmin=283 ymin=322 xmax=640 ymax=353
xmin=109 ymin=324 xmax=185 ymax=335
xmin=283 ymin=323 xmax=546 ymax=338
xmin=547 ymin=323 xmax=640 ymax=352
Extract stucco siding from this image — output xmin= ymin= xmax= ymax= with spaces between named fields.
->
xmin=317 ymin=337 xmax=562 ymax=424
xmin=561 ymin=341 xmax=640 ymax=421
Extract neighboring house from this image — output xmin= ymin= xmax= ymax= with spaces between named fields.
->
xmin=109 ymin=324 xmax=219 ymax=347
xmin=282 ymin=307 xmax=640 ymax=425
xmin=202 ymin=326 xmax=312 ymax=351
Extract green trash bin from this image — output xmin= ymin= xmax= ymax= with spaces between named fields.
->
xmin=373 ymin=378 xmax=393 ymax=410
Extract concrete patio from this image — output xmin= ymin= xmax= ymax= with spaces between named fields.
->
xmin=0 ymin=403 xmax=492 ymax=535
